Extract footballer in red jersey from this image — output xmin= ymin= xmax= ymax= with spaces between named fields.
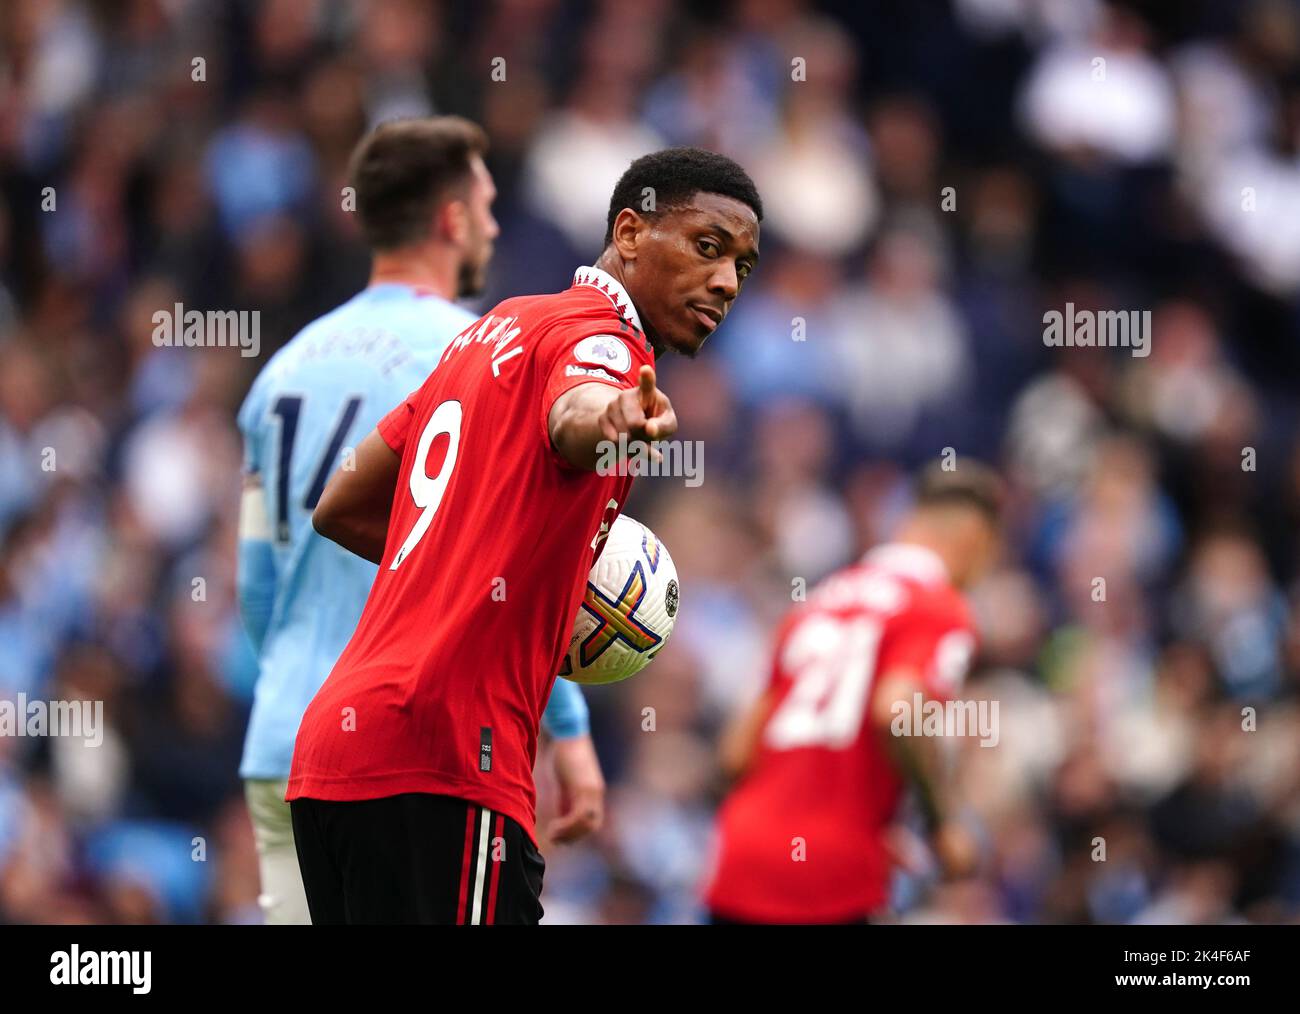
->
xmin=287 ymin=147 xmax=761 ymax=925
xmin=703 ymin=463 xmax=1002 ymax=924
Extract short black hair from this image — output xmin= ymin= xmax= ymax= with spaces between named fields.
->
xmin=604 ymin=147 xmax=763 ymax=246
xmin=915 ymin=459 xmax=1004 ymax=525
xmin=349 ymin=116 xmax=488 ymax=251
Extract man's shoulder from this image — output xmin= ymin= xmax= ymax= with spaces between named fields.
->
xmin=445 ymin=286 xmax=620 ymax=354
xmin=259 ymin=291 xmax=469 ymax=389
xmin=502 ymin=278 xmax=642 ymax=333
xmin=250 ymin=295 xmax=367 ymax=380
xmin=894 ymin=577 xmax=971 ymax=637
xmin=438 ymin=277 xmax=651 ymax=382
xmin=486 ymin=284 xmax=598 ymax=325
xmin=805 ymin=555 xmax=969 ymax=626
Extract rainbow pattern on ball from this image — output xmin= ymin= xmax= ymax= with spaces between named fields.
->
xmin=578 ymin=562 xmax=662 ymax=665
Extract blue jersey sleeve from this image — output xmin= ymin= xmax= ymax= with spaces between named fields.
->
xmin=237 ymin=373 xmax=269 ymax=476
xmin=237 ymin=536 xmax=277 ymax=652
xmin=236 ymin=372 xmax=276 ymax=652
xmin=541 ymin=676 xmax=590 ymax=740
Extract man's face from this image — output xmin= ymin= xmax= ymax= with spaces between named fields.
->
xmin=456 ymin=155 xmax=499 ymax=297
xmin=620 ymin=192 xmax=760 ymax=357
xmin=952 ymin=513 xmax=1001 ymax=590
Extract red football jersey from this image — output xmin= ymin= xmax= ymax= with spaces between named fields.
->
xmin=703 ymin=543 xmax=977 ymax=922
xmin=286 ymin=266 xmax=654 ymax=841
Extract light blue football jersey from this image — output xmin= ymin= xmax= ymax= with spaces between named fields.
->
xmin=236 ymin=284 xmax=475 ymax=780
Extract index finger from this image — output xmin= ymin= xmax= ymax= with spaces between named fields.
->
xmin=637 ymin=364 xmax=657 ymax=406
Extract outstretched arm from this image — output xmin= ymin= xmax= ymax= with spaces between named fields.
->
xmin=548 ymin=365 xmax=677 ymax=471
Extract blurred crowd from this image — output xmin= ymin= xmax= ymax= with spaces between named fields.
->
xmin=2 ymin=0 xmax=1300 ymax=924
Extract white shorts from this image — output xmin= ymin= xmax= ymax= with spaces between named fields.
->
xmin=244 ymin=778 xmax=311 ymax=925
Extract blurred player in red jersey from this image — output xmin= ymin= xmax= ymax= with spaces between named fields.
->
xmin=703 ymin=462 xmax=1003 ymax=924
xmin=286 ymin=148 xmax=762 ymax=924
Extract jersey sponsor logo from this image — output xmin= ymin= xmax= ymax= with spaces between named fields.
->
xmin=573 ymin=334 xmax=631 ymax=375
xmin=565 ymin=363 xmax=620 ymax=381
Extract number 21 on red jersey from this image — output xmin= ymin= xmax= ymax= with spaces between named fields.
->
xmin=764 ymin=615 xmax=883 ymax=751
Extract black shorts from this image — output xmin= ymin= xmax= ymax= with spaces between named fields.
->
xmin=290 ymin=793 xmax=545 ymax=925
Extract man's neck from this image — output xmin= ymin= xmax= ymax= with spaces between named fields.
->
xmin=593 ymin=249 xmax=661 ymax=352
xmin=369 ymin=247 xmax=458 ymax=301
xmin=593 ymin=248 xmax=628 ymax=289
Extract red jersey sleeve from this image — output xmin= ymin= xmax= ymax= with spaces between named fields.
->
xmin=377 ymin=385 xmax=421 ymax=456
xmin=878 ymin=591 xmax=977 ymax=702
xmin=536 ymin=328 xmax=654 ymax=466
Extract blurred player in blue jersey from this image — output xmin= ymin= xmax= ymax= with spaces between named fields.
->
xmin=235 ymin=117 xmax=605 ymax=923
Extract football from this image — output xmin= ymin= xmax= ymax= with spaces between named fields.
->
xmin=559 ymin=514 xmax=680 ymax=685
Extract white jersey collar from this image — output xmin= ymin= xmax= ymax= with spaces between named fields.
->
xmin=572 ymin=265 xmax=644 ymax=334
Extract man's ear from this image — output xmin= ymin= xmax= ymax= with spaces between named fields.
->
xmin=611 ymin=207 xmax=645 ymax=261
xmin=439 ymin=199 xmax=469 ymax=246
